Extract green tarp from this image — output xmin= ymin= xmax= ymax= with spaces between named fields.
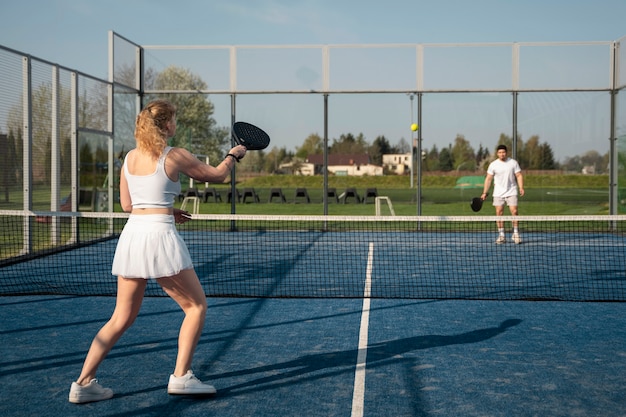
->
xmin=455 ymin=175 xmax=485 ymax=189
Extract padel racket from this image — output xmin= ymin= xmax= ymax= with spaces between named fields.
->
xmin=470 ymin=194 xmax=487 ymax=212
xmin=232 ymin=121 xmax=270 ymax=150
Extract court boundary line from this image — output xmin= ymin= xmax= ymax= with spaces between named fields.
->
xmin=351 ymin=242 xmax=374 ymax=417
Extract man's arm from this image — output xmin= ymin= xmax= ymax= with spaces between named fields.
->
xmin=516 ymin=172 xmax=524 ymax=196
xmin=482 ymin=174 xmax=493 ymax=200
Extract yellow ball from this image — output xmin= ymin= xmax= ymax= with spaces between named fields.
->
xmin=411 ymin=123 xmax=419 ymax=131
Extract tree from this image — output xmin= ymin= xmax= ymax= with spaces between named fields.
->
xmin=491 ymin=132 xmax=558 ymax=170
xmin=147 ymin=66 xmax=229 ymax=164
xmin=330 ymin=133 xmax=369 ymax=154
xmin=5 ymin=82 xmax=73 ymax=187
xmin=1 ymin=131 xmax=18 ymax=202
xmin=425 ymin=144 xmax=440 ymax=171
xmin=537 ymin=143 xmax=557 ymax=170
xmin=263 ymin=146 xmax=292 ymax=173
xmin=580 ymin=150 xmax=606 ymax=174
xmin=475 ymin=144 xmax=488 ymax=163
xmin=562 ymin=155 xmax=583 ymax=172
xmin=296 ymin=134 xmax=323 ymax=159
xmin=450 ymin=134 xmax=476 ymax=171
xmin=369 ymin=135 xmax=394 ymax=166
xmin=475 ymin=144 xmax=490 ymax=171
xmin=520 ymin=135 xmax=539 ymax=169
xmin=111 ymin=65 xmax=158 ymax=155
xmin=395 ymin=137 xmax=411 ymax=153
xmin=238 ymin=149 xmax=265 ymax=173
xmin=4 ymin=128 xmax=21 ymax=197
xmin=438 ymin=147 xmax=454 ymax=171
xmin=79 ymin=142 xmax=94 ymax=185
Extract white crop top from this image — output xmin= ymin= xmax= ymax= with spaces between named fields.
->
xmin=123 ymin=147 xmax=181 ymax=208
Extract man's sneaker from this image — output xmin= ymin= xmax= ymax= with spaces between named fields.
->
xmin=168 ymin=370 xmax=216 ymax=395
xmin=495 ymin=235 xmax=506 ymax=244
xmin=69 ymin=379 xmax=113 ymax=404
xmin=512 ymin=233 xmax=521 ymax=244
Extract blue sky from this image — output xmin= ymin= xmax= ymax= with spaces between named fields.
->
xmin=2 ymin=0 xmax=625 ymax=78
xmin=1 ymin=0 xmax=625 ymax=161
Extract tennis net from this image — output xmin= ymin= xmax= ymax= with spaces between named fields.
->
xmin=1 ymin=210 xmax=625 ymax=301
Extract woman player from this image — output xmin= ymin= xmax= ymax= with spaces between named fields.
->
xmin=69 ymin=99 xmax=246 ymax=403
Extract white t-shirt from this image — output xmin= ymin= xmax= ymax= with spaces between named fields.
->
xmin=487 ymin=157 xmax=521 ymax=198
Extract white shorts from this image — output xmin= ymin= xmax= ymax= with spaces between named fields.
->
xmin=111 ymin=214 xmax=193 ymax=279
xmin=493 ymin=195 xmax=518 ymax=207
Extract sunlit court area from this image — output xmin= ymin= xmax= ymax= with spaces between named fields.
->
xmin=2 ymin=28 xmax=626 ymax=416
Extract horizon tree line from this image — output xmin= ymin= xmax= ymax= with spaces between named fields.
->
xmin=2 ymin=63 xmax=610 ymax=199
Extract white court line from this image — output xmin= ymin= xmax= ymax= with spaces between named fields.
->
xmin=351 ymin=242 xmax=374 ymax=417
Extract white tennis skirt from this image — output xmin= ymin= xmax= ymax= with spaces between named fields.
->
xmin=111 ymin=214 xmax=193 ymax=279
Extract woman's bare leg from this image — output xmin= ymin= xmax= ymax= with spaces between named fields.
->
xmin=75 ymin=277 xmax=147 ymax=385
xmin=157 ymin=269 xmax=207 ymax=376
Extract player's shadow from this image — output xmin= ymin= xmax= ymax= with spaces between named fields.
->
xmin=214 ymin=318 xmax=522 ymax=396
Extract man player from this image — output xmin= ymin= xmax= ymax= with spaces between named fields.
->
xmin=481 ymin=144 xmax=525 ymax=244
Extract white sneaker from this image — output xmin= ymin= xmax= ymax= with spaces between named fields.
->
xmin=495 ymin=235 xmax=506 ymax=244
xmin=69 ymin=379 xmax=113 ymax=404
xmin=512 ymin=233 xmax=521 ymax=244
xmin=168 ymin=370 xmax=216 ymax=395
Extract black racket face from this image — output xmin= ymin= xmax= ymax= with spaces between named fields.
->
xmin=232 ymin=122 xmax=270 ymax=150
xmin=470 ymin=197 xmax=483 ymax=212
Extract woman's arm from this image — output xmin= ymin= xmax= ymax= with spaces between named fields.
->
xmin=119 ymin=167 xmax=133 ymax=212
xmin=167 ymin=146 xmax=247 ymax=184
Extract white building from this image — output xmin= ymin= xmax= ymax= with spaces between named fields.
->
xmin=306 ymin=154 xmax=383 ymax=176
xmin=280 ymin=153 xmax=412 ymax=177
xmin=382 ymin=153 xmax=411 ymax=175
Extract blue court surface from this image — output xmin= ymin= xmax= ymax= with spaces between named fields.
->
xmin=1 ymin=295 xmax=625 ymax=416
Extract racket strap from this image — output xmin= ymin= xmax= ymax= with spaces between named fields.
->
xmin=226 ymin=153 xmax=240 ymax=163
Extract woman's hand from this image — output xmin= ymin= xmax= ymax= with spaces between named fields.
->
xmin=173 ymin=208 xmax=192 ymax=224
xmin=229 ymin=145 xmax=247 ymax=161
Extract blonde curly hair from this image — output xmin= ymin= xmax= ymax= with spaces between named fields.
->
xmin=134 ymin=99 xmax=177 ymax=159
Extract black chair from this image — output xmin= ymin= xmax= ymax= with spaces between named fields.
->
xmin=363 ymin=188 xmax=378 ymax=204
xmin=78 ymin=188 xmax=95 ymax=208
xmin=179 ymin=187 xmax=200 ymax=202
xmin=326 ymin=188 xmax=339 ymax=203
xmin=202 ymin=187 xmax=222 ymax=203
xmin=294 ymin=188 xmax=311 ymax=203
xmin=268 ymin=188 xmax=287 ymax=203
xmin=342 ymin=188 xmax=361 ymax=204
xmin=227 ymin=189 xmax=241 ymax=203
xmin=242 ymin=188 xmax=260 ymax=203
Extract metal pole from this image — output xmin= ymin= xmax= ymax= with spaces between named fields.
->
xmin=609 ymin=41 xmax=618 ymax=219
xmin=22 ymin=56 xmax=33 ymax=253
xmin=409 ymin=93 xmax=415 ymax=189
xmin=230 ymin=94 xmax=237 ymax=231
xmin=512 ymin=91 xmax=518 ymax=160
xmin=417 ymin=93 xmax=423 ymax=218
xmin=323 ymin=94 xmax=329 ymax=216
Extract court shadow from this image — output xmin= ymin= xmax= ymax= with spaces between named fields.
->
xmin=214 ymin=318 xmax=522 ymax=396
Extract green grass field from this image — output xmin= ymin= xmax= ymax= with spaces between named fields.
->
xmin=0 ymin=174 xmax=616 ymax=216
xmin=177 ymin=173 xmax=612 ymax=216
xmin=0 ymin=174 xmax=619 ymax=261
xmin=187 ymin=187 xmax=609 ymax=216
